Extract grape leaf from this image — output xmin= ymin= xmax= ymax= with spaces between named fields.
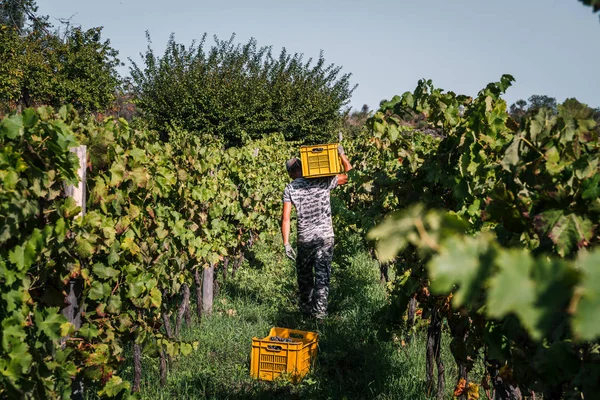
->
xmin=487 ymin=249 xmax=540 ymax=338
xmin=428 ymin=234 xmax=492 ymax=307
xmin=0 ymin=114 xmax=24 ymax=139
xmin=572 ymin=249 xmax=600 ymax=341
xmin=35 ymin=307 xmax=66 ymax=341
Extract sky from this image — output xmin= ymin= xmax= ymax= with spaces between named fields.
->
xmin=38 ymin=0 xmax=600 ymax=111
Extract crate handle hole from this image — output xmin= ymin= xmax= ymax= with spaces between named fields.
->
xmin=311 ymin=148 xmax=324 ymax=153
xmin=289 ymin=333 xmax=304 ymax=339
xmin=267 ymin=345 xmax=282 ymax=351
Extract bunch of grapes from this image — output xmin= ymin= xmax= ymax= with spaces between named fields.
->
xmin=269 ymin=336 xmax=296 ymax=343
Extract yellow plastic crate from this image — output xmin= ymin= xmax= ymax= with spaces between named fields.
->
xmin=250 ymin=327 xmax=318 ymax=382
xmin=300 ymin=143 xmax=343 ymax=178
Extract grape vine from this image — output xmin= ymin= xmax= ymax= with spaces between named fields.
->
xmin=0 ymin=106 xmax=293 ymax=398
xmin=344 ymin=75 xmax=600 ymax=399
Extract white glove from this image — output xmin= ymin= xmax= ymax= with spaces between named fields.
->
xmin=284 ymin=244 xmax=296 ymax=261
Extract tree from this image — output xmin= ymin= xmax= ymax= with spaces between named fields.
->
xmin=578 ymin=0 xmax=600 ymax=21
xmin=0 ymin=0 xmax=27 ymax=30
xmin=342 ymin=104 xmax=371 ymax=138
xmin=51 ymin=27 xmax=121 ymax=112
xmin=511 ymin=96 xmax=598 ymax=125
xmin=558 ymin=98 xmax=600 ymax=135
xmin=559 ymin=97 xmax=594 ymax=120
xmin=509 ymin=95 xmax=558 ymax=122
xmin=509 ymin=99 xmax=528 ymax=120
xmin=130 ymin=33 xmax=356 ymax=146
xmin=527 ymin=94 xmax=557 ymax=113
xmin=0 ymin=3 xmax=121 ymax=115
xmin=0 ymin=0 xmax=49 ymax=33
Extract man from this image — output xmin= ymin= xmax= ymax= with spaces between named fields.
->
xmin=281 ymin=145 xmax=353 ymax=319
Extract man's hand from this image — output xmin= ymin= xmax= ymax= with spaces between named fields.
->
xmin=337 ymin=144 xmax=352 ymax=177
xmin=284 ymin=243 xmax=296 ymax=261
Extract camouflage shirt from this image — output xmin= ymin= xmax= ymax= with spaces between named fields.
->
xmin=282 ymin=176 xmax=338 ymax=244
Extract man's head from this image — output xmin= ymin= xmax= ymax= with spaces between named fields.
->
xmin=285 ymin=157 xmax=302 ymax=179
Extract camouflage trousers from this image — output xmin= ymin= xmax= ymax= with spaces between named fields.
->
xmin=296 ymin=237 xmax=334 ymax=318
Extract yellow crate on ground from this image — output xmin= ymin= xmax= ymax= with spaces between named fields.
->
xmin=250 ymin=327 xmax=318 ymax=382
xmin=300 ymin=143 xmax=343 ymax=178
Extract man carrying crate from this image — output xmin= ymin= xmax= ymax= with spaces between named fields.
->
xmin=281 ymin=145 xmax=353 ymax=320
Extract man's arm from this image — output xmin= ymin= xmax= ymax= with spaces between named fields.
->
xmin=281 ymin=201 xmax=296 ymax=260
xmin=340 ymin=152 xmax=353 ymax=173
xmin=337 ymin=150 xmax=353 ymax=186
xmin=281 ymin=201 xmax=292 ymax=245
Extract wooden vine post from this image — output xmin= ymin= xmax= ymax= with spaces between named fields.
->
xmin=202 ymin=263 xmax=215 ymax=316
xmin=62 ymin=145 xmax=87 ymax=400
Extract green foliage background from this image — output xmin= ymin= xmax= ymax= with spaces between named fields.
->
xmin=0 ymin=25 xmax=120 ymax=115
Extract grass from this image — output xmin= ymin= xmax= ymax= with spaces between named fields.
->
xmin=86 ymin=234 xmax=484 ymax=399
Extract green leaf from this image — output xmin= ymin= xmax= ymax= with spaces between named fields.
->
xmin=128 ymin=281 xmax=145 ymax=298
xmin=117 ymin=314 xmax=133 ymax=332
xmin=92 ymin=263 xmax=120 ymax=280
xmin=128 ymin=148 xmax=145 ymax=162
xmin=179 ymin=342 xmax=193 ymax=356
xmin=87 ymin=344 xmax=109 ymax=366
xmin=367 ymin=205 xmax=424 ymax=262
xmin=121 ymin=236 xmax=140 ymax=255
xmin=487 ymin=249 xmax=540 ymax=339
xmin=444 ymin=105 xmax=459 ymax=126
xmin=61 ymin=197 xmax=81 ymax=219
xmin=2 ymin=316 xmax=28 ymax=344
xmin=58 ymin=105 xmax=68 ymax=120
xmin=107 ymin=295 xmax=122 ymax=314
xmin=530 ymin=257 xmax=576 ymax=337
xmin=76 ymin=236 xmax=95 ymax=258
xmin=22 ymin=108 xmax=39 ymax=128
xmin=548 ymin=214 xmax=593 ymax=257
xmin=35 ymin=307 xmax=67 ymax=341
xmin=8 ymin=245 xmax=25 ymax=271
xmin=428 ymin=234 xmax=491 ymax=307
xmin=501 ymin=136 xmax=520 ymax=171
xmin=545 ymin=146 xmax=565 ymax=175
xmin=128 ymin=204 xmax=141 ymax=220
xmin=2 ymin=170 xmax=19 ymax=189
xmin=484 ymin=322 xmax=510 ymax=362
xmin=0 ymin=114 xmax=24 ymax=139
xmin=533 ymin=341 xmax=580 ymax=384
xmin=498 ymin=74 xmax=515 ymax=92
xmin=149 ymin=287 xmax=162 ymax=308
xmin=55 ymin=218 xmax=67 ymax=242
xmin=8 ymin=231 xmax=41 ymax=271
xmin=387 ymin=123 xmax=399 ymax=141
xmin=108 ymin=241 xmax=120 ymax=265
xmin=2 ymin=288 xmax=27 ymax=312
xmin=534 ymin=209 xmax=562 ymax=236
xmin=89 ymin=281 xmax=110 ymax=300
xmin=79 ymin=323 xmax=100 ymax=339
xmin=582 ymin=175 xmax=600 ymax=200
xmin=3 ymin=339 xmax=32 ymax=379
xmin=536 ymin=211 xmax=594 ymax=257
xmin=109 ymin=161 xmax=126 ymax=187
xmin=572 ymin=249 xmax=600 ymax=341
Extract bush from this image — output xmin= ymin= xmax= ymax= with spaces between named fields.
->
xmin=0 ymin=24 xmax=121 ymax=115
xmin=130 ymin=33 xmax=356 ymax=145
